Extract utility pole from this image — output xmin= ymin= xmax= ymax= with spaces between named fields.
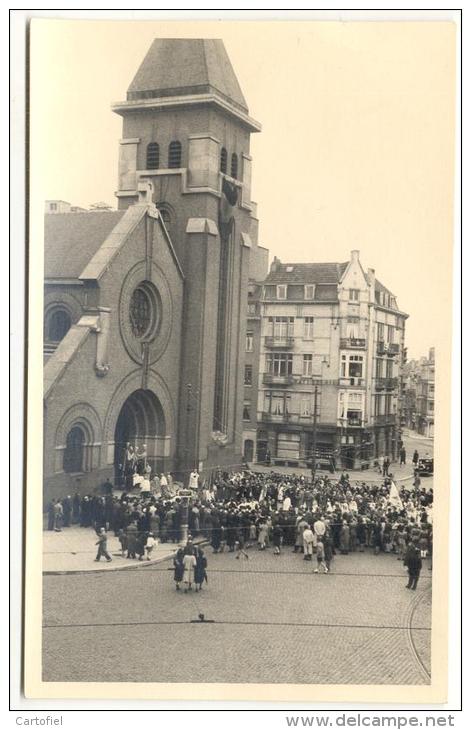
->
xmin=311 ymin=385 xmax=319 ymax=483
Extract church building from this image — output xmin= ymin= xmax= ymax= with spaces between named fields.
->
xmin=43 ymin=39 xmax=268 ymax=499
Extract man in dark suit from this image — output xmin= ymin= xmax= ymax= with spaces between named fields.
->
xmin=403 ymin=540 xmax=422 ymax=590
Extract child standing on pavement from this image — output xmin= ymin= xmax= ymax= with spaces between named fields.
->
xmin=145 ymin=532 xmax=158 ymax=560
xmin=314 ymin=537 xmax=329 ymax=573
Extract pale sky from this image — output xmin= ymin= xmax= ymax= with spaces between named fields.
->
xmin=31 ymin=19 xmax=456 ymax=360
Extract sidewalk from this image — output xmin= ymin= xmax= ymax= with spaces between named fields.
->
xmin=402 ymin=428 xmax=434 ymax=442
xmin=249 ymin=462 xmax=417 ymax=484
xmin=43 ymin=526 xmax=204 ymax=575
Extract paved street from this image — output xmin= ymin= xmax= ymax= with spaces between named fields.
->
xmin=43 ymin=547 xmax=431 ymax=685
xmin=250 ymin=429 xmax=434 ymax=492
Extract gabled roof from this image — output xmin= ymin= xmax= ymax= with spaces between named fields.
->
xmin=375 ymin=279 xmax=394 ymax=297
xmin=127 ymin=39 xmax=248 ymax=113
xmin=44 ymin=211 xmax=125 ymax=279
xmin=264 ymin=262 xmax=349 ymax=285
xmin=45 ymin=205 xmax=184 ymax=283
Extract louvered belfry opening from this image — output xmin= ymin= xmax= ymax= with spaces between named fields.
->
xmin=146 ymin=142 xmax=160 ymax=169
xmin=168 ymin=141 xmax=182 ymax=168
xmin=220 ymin=147 xmax=227 ymax=174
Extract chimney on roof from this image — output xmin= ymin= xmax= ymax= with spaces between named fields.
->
xmin=351 ymin=250 xmax=360 ymax=263
xmin=367 ymin=267 xmax=376 ymax=303
xmin=270 ymin=256 xmax=282 ymax=273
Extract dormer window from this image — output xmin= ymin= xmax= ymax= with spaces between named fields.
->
xmin=146 ymin=142 xmax=160 ymax=169
xmin=304 ymin=284 xmax=315 ymax=300
xmin=168 ymin=141 xmax=182 ymax=168
xmin=220 ymin=147 xmax=227 ymax=174
xmin=349 ymin=289 xmax=360 ymax=301
xmin=276 ymin=285 xmax=287 ymax=300
xmin=231 ymin=153 xmax=238 ymax=179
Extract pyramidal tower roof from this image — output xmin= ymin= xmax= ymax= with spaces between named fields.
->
xmin=113 ymin=38 xmax=260 ymax=132
xmin=128 ymin=39 xmax=247 ymax=111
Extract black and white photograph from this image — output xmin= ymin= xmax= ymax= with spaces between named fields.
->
xmin=17 ymin=14 xmax=459 ymax=705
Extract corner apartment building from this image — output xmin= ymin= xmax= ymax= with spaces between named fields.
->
xmin=402 ymin=348 xmax=435 ymax=437
xmin=250 ymin=250 xmax=408 ymax=469
xmin=241 ymin=206 xmax=269 ymax=464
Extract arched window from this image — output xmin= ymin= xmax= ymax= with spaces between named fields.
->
xmin=46 ymin=308 xmax=71 ymax=343
xmin=63 ymin=425 xmax=85 ymax=473
xmin=231 ymin=153 xmax=238 ymax=179
xmin=146 ymin=142 xmax=160 ymax=169
xmin=168 ymin=141 xmax=182 ymax=168
xmin=220 ymin=147 xmax=228 ymax=174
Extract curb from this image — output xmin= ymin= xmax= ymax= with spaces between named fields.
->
xmin=43 ymin=538 xmax=209 ymax=576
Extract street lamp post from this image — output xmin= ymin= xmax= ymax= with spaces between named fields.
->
xmin=308 ymin=376 xmax=338 ymax=481
xmin=180 ymin=495 xmax=189 ymax=544
xmin=311 ymin=385 xmax=319 ymax=483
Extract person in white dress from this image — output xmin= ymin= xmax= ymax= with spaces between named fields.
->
xmin=183 ymin=549 xmax=197 ymax=592
xmin=303 ymin=525 xmax=316 ymax=561
xmin=189 ymin=470 xmax=199 ymax=490
xmin=282 ymin=494 xmax=291 ymax=511
xmin=159 ymin=473 xmax=168 ymax=489
xmin=313 ymin=517 xmax=326 ymax=538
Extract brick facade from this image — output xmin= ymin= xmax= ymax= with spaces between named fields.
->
xmin=43 ymin=39 xmax=266 ymax=499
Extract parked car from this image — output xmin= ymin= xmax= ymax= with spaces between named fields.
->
xmin=417 ymin=457 xmax=434 ymax=476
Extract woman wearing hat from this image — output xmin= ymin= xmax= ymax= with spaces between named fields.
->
xmin=173 ymin=548 xmax=184 ymax=590
xmin=182 ymin=546 xmax=197 ymax=592
xmin=194 ymin=547 xmax=208 ymax=592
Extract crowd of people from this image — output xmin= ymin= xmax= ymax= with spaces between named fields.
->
xmin=46 ymin=464 xmax=433 ymax=590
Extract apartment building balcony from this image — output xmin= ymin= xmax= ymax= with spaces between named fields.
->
xmin=377 ymin=341 xmax=400 ymax=356
xmin=340 ymin=337 xmax=366 ymax=350
xmin=375 ymin=377 xmax=398 ymax=391
xmin=246 ymin=304 xmax=260 ymax=319
xmin=260 ymin=412 xmax=307 ymax=424
xmin=263 ymin=373 xmax=295 ymax=386
xmin=264 ymin=336 xmax=295 ymax=349
xmin=339 ymin=377 xmax=366 ymax=388
xmin=260 ymin=412 xmax=287 ymax=424
xmin=285 ymin=413 xmax=314 ymax=424
xmin=338 ymin=417 xmax=364 ymax=428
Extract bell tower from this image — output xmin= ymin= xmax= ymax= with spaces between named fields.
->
xmin=112 ymin=38 xmax=262 ymax=474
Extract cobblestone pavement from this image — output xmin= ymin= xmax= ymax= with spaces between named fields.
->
xmin=43 ymin=547 xmax=431 ymax=685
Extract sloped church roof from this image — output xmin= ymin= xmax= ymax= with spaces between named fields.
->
xmin=44 ymin=211 xmax=125 ymax=279
xmin=127 ymin=38 xmax=248 ymax=113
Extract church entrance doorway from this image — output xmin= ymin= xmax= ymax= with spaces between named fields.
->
xmin=114 ymin=389 xmax=165 ymax=487
xmin=243 ymin=439 xmax=254 ymax=464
